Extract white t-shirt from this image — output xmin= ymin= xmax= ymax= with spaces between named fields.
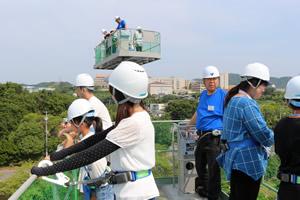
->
xmin=88 ymin=96 xmax=112 ymax=130
xmin=106 ymin=111 xmax=159 ymax=200
xmin=78 ymin=131 xmax=108 ymax=192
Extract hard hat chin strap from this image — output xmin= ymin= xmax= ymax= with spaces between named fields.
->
xmin=71 ymin=113 xmax=88 ymax=129
xmin=246 ymin=78 xmax=261 ymax=89
xmin=112 ymin=88 xmax=141 ymax=105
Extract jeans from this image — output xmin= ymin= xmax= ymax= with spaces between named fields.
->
xmin=96 ymin=184 xmax=114 ymax=200
xmin=195 ymin=135 xmax=221 ymax=200
xmin=83 ymin=184 xmax=93 ymax=200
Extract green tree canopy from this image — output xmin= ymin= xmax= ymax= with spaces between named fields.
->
xmin=165 ymin=99 xmax=197 ymax=120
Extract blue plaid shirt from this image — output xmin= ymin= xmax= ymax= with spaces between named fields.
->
xmin=217 ymin=96 xmax=274 ymax=181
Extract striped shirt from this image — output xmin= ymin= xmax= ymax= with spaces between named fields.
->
xmin=217 ymin=96 xmax=274 ymax=181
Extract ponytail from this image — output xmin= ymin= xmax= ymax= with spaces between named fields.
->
xmin=73 ymin=116 xmax=103 ymax=132
xmin=93 ymin=117 xmax=103 ymax=132
xmin=224 ymin=80 xmax=250 ymax=108
xmin=224 ymin=78 xmax=268 ymax=108
xmin=224 ymin=84 xmax=240 ymax=108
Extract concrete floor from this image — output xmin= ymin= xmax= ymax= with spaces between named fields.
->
xmin=158 ymin=184 xmax=207 ymax=200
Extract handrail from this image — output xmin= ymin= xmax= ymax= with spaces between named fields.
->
xmin=8 ymin=175 xmax=37 ymax=200
xmin=95 ymin=28 xmax=161 ymax=66
xmin=8 ymin=120 xmax=278 ymax=199
xmin=262 ymin=181 xmax=278 ymax=193
xmin=7 ymin=120 xmax=181 ymax=199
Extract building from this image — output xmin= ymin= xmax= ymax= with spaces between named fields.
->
xmin=149 ymin=103 xmax=166 ymax=117
xmin=219 ymin=73 xmax=229 ymax=90
xmin=190 ymin=79 xmax=205 ymax=92
xmin=94 ymin=74 xmax=109 ymax=90
xmin=149 ymin=77 xmax=189 ymax=94
xmin=173 ymin=77 xmax=190 ymax=94
xmin=149 ymin=81 xmax=173 ymax=96
xmin=23 ymin=85 xmax=55 ymax=93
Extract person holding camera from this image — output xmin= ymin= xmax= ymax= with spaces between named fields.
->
xmin=56 ymin=118 xmax=78 ymax=151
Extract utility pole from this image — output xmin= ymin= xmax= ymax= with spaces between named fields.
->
xmin=44 ymin=111 xmax=49 ymax=157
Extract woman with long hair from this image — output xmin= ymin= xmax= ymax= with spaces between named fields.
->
xmin=217 ymin=63 xmax=274 ymax=200
xmin=31 ymin=61 xmax=159 ymax=200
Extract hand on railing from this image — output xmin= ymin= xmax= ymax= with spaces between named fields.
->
xmin=31 ymin=160 xmax=70 ymax=187
xmin=44 ymin=155 xmax=50 ymax=160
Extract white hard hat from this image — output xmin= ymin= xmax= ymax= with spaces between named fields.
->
xmin=284 ymin=76 xmax=300 ymax=107
xmin=67 ymin=99 xmax=95 ymax=121
xmin=115 ymin=16 xmax=120 ymax=20
xmin=136 ymin=26 xmax=142 ymax=30
xmin=203 ymin=66 xmax=220 ymax=79
xmin=109 ymin=61 xmax=148 ymax=99
xmin=102 ymin=29 xmax=107 ymax=34
xmin=75 ymin=73 xmax=94 ymax=87
xmin=242 ymin=63 xmax=270 ymax=82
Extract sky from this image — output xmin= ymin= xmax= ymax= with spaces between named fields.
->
xmin=0 ymin=0 xmax=299 ymax=84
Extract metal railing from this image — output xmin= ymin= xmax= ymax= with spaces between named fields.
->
xmin=8 ymin=120 xmax=278 ymax=200
xmin=95 ymin=28 xmax=161 ymax=65
xmin=8 ymin=175 xmax=37 ymax=200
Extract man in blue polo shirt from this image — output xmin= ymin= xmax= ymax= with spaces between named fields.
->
xmin=115 ymin=16 xmax=127 ymax=30
xmin=188 ymin=66 xmax=227 ymax=200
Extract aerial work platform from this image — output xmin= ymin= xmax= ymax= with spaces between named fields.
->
xmin=94 ymin=29 xmax=161 ymax=70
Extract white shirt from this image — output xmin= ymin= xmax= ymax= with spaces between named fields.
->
xmin=88 ymin=96 xmax=112 ymax=130
xmin=133 ymin=31 xmax=143 ymax=45
xmin=78 ymin=131 xmax=108 ymax=192
xmin=106 ymin=111 xmax=159 ymax=200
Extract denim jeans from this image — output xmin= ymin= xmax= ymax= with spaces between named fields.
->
xmin=96 ymin=184 xmax=114 ymax=200
xmin=83 ymin=184 xmax=93 ymax=200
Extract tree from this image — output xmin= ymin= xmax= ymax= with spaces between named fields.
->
xmin=33 ymin=90 xmax=75 ymax=115
xmin=260 ymin=101 xmax=290 ymax=128
xmin=0 ymin=83 xmax=36 ymax=139
xmin=154 ymin=122 xmax=173 ymax=146
xmin=165 ymin=99 xmax=197 ymax=120
xmin=7 ymin=113 xmax=61 ymax=164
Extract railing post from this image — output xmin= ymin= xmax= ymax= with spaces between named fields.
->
xmin=172 ymin=122 xmax=176 ymax=188
xmin=72 ymin=169 xmax=79 ymax=200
